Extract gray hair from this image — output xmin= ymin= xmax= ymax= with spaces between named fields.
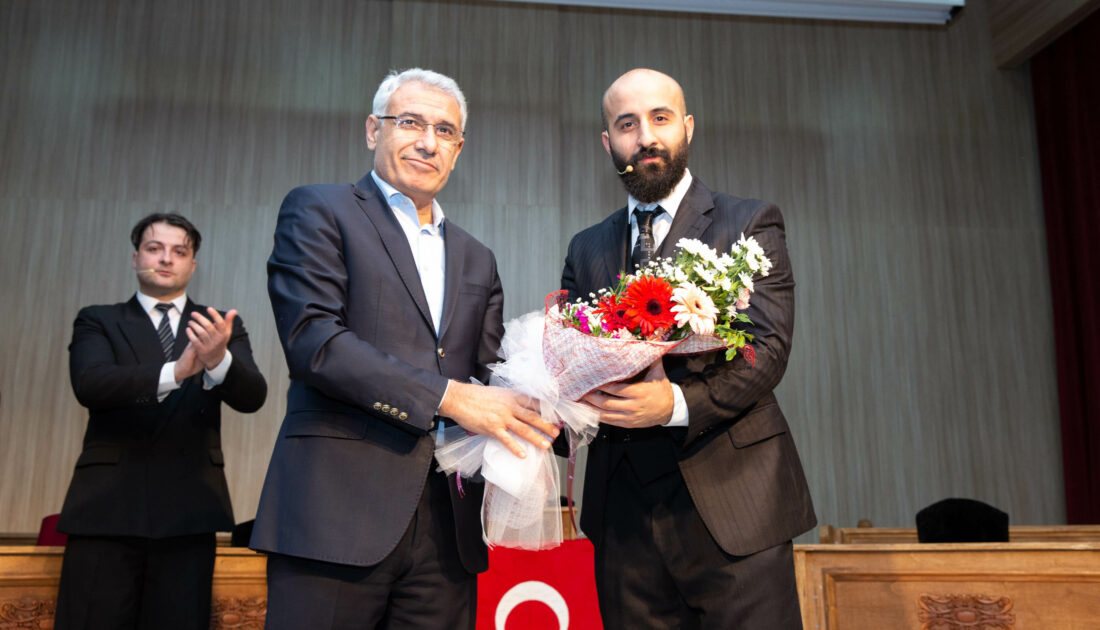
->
xmin=371 ymin=68 xmax=468 ymax=130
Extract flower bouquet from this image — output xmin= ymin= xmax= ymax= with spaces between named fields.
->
xmin=435 ymin=235 xmax=772 ymax=550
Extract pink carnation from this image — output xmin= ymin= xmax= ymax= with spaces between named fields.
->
xmin=735 ymin=286 xmax=751 ymax=310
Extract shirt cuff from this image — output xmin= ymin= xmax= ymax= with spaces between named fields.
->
xmin=202 ymin=349 xmax=233 ymax=389
xmin=436 ymin=380 xmax=451 ymax=415
xmin=434 ymin=381 xmax=453 ymax=446
xmin=157 ymin=362 xmax=181 ymax=402
xmin=664 ymin=383 xmax=690 ymax=427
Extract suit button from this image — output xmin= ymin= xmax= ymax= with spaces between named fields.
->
xmin=381 ymin=404 xmax=391 ymax=413
xmin=399 ymin=412 xmax=409 ymax=421
xmin=373 ymin=402 xmax=382 ymax=410
xmin=390 ymin=408 xmax=399 ymax=417
xmin=428 ymin=419 xmax=436 ymax=429
xmin=437 ymin=347 xmax=445 ymax=358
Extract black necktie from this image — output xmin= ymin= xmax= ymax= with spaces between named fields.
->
xmin=155 ymin=303 xmax=174 ymax=361
xmin=631 ymin=206 xmax=662 ymax=271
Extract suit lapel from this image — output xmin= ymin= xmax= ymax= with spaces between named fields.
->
xmin=119 ymin=296 xmax=168 ymax=366
xmin=601 ymin=208 xmax=631 ymax=286
xmin=659 ymin=178 xmax=714 ymax=259
xmin=437 ymin=222 xmax=465 ymax=341
xmin=118 ymin=297 xmax=184 ymax=439
xmin=352 ymin=174 xmax=435 ymax=334
xmin=175 ymin=299 xmax=198 ymax=360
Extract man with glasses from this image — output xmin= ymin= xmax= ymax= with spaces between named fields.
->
xmin=251 ymin=68 xmax=558 ymax=629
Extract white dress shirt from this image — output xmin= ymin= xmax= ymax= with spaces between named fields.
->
xmin=370 ymin=171 xmax=446 ymax=333
xmin=625 ymin=169 xmax=695 ymax=428
xmin=135 ymin=291 xmax=232 ymax=401
xmin=370 ymin=171 xmax=451 ymax=440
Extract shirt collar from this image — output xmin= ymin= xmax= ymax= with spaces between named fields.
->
xmin=370 ymin=170 xmax=445 ymax=229
xmin=628 ymin=168 xmax=693 ymax=220
xmin=136 ymin=291 xmax=186 ymax=315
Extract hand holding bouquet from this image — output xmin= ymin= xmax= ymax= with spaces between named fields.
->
xmin=546 ymin=234 xmax=772 ymax=401
xmin=435 ymin=235 xmax=773 ymax=549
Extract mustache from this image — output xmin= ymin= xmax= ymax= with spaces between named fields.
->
xmin=629 ymin=146 xmax=672 ymax=165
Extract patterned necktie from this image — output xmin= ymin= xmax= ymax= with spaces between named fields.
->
xmin=154 ymin=303 xmax=174 ymax=361
xmin=630 ymin=206 xmax=662 ymax=271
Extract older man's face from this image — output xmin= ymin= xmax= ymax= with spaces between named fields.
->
xmin=366 ymin=82 xmax=465 ymax=209
xmin=602 ymin=70 xmax=694 ymax=203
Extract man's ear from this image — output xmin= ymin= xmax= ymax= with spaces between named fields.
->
xmin=601 ymin=130 xmax=612 ymax=155
xmin=131 ymin=251 xmax=138 ymax=270
xmin=684 ymin=114 xmax=694 ymax=144
xmin=449 ymin=138 xmax=464 ymax=169
xmin=365 ymin=115 xmax=380 ymax=150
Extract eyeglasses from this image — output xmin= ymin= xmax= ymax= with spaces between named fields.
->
xmin=377 ymin=116 xmax=463 ymax=145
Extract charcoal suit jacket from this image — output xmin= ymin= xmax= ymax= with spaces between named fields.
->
xmin=58 ymin=296 xmax=267 ymax=538
xmin=250 ymin=173 xmax=502 ymax=573
xmin=561 ymin=177 xmax=816 ymax=556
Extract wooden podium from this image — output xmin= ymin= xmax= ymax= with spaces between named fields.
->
xmin=796 ymin=536 xmax=1100 ymax=629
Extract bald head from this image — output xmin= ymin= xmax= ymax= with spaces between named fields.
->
xmin=601 ymin=68 xmax=688 ymax=131
xmin=600 ymin=69 xmax=694 ymax=203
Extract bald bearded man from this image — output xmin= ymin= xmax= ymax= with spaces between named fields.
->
xmin=561 ymin=68 xmax=816 ymax=629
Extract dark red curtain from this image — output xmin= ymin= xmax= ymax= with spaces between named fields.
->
xmin=1031 ymin=8 xmax=1100 ymax=524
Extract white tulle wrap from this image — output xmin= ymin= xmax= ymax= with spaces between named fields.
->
xmin=434 ymin=310 xmax=600 ymax=550
xmin=434 ymin=298 xmax=727 ymax=549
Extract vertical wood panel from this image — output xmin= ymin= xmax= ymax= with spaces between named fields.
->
xmin=0 ymin=0 xmax=1062 ymax=538
xmin=988 ymin=0 xmax=1100 ymax=67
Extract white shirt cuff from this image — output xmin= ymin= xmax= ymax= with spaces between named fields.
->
xmin=664 ymin=383 xmax=689 ymax=427
xmin=157 ymin=362 xmax=181 ymax=402
xmin=202 ymin=349 xmax=233 ymax=389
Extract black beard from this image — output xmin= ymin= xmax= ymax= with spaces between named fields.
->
xmin=612 ymin=140 xmax=690 ymax=204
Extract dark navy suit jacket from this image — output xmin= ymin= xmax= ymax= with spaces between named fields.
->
xmin=250 ymin=174 xmax=502 ymax=573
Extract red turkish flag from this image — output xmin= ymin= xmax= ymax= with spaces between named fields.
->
xmin=477 ymin=539 xmax=603 ymax=630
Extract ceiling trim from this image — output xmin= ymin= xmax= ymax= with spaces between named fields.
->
xmin=491 ymin=0 xmax=965 ymax=24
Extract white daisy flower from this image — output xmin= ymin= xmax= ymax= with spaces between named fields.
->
xmin=738 ymin=272 xmax=754 ymax=293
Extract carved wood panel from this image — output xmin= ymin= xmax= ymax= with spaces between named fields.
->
xmin=211 ymin=596 xmax=267 ymax=629
xmin=0 ymin=596 xmax=55 ymax=630
xmin=918 ymin=593 xmax=1015 ymax=628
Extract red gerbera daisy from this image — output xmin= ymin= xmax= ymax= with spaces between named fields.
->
xmin=621 ymin=275 xmax=677 ymax=337
xmin=594 ymin=294 xmax=629 ymax=332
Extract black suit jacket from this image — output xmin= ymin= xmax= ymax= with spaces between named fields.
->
xmin=249 ymin=174 xmax=502 ymax=573
xmin=561 ymin=178 xmax=816 ymax=556
xmin=58 ymin=297 xmax=267 ymax=538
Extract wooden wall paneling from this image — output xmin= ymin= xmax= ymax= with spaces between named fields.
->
xmin=0 ymin=0 xmax=1063 ymax=541
xmin=988 ymin=0 xmax=1100 ymax=67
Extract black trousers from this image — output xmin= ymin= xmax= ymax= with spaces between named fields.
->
xmin=54 ymin=532 xmax=216 ymax=630
xmin=593 ymin=450 xmax=803 ymax=630
xmin=264 ymin=469 xmax=476 ymax=630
